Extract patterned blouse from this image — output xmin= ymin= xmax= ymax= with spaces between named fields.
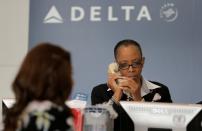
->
xmin=16 ymin=101 xmax=74 ymax=131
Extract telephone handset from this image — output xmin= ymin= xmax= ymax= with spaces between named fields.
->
xmin=108 ymin=62 xmax=120 ymax=74
xmin=107 ymin=62 xmax=133 ymax=99
xmin=108 ymin=62 xmax=122 ymax=86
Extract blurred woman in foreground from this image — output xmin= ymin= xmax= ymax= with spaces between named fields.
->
xmin=3 ymin=43 xmax=74 ymax=131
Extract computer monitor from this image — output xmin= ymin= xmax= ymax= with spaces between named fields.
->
xmin=120 ymin=101 xmax=202 ymax=131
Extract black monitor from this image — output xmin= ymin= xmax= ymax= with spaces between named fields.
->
xmin=120 ymin=101 xmax=202 ymax=131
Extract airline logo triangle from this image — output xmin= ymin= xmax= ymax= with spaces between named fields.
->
xmin=43 ymin=6 xmax=63 ymax=24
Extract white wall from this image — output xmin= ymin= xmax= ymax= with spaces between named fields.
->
xmin=0 ymin=0 xmax=29 ymax=121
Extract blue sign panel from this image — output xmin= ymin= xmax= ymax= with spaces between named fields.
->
xmin=29 ymin=0 xmax=202 ymax=104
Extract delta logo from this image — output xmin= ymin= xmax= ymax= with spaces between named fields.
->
xmin=43 ymin=3 xmax=178 ymax=24
xmin=43 ymin=6 xmax=63 ymax=23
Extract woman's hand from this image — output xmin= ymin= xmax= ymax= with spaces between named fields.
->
xmin=107 ymin=73 xmax=124 ymax=102
xmin=118 ymin=77 xmax=142 ymax=101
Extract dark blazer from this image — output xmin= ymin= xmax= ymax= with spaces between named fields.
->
xmin=91 ymin=81 xmax=172 ymax=131
xmin=197 ymin=101 xmax=202 ymax=104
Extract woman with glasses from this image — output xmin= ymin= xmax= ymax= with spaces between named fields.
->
xmin=91 ymin=39 xmax=172 ymax=131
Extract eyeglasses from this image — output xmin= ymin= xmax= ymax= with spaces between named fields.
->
xmin=118 ymin=60 xmax=142 ymax=70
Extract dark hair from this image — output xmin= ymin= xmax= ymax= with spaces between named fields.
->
xmin=114 ymin=39 xmax=143 ymax=59
xmin=4 ymin=42 xmax=73 ymax=131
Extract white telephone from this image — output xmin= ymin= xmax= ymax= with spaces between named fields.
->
xmin=107 ymin=62 xmax=133 ymax=99
xmin=108 ymin=62 xmax=119 ymax=74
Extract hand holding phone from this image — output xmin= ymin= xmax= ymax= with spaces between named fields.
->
xmin=107 ymin=62 xmax=139 ymax=100
xmin=108 ymin=62 xmax=123 ymax=87
xmin=107 ymin=62 xmax=122 ymax=92
xmin=108 ymin=62 xmax=128 ymax=87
